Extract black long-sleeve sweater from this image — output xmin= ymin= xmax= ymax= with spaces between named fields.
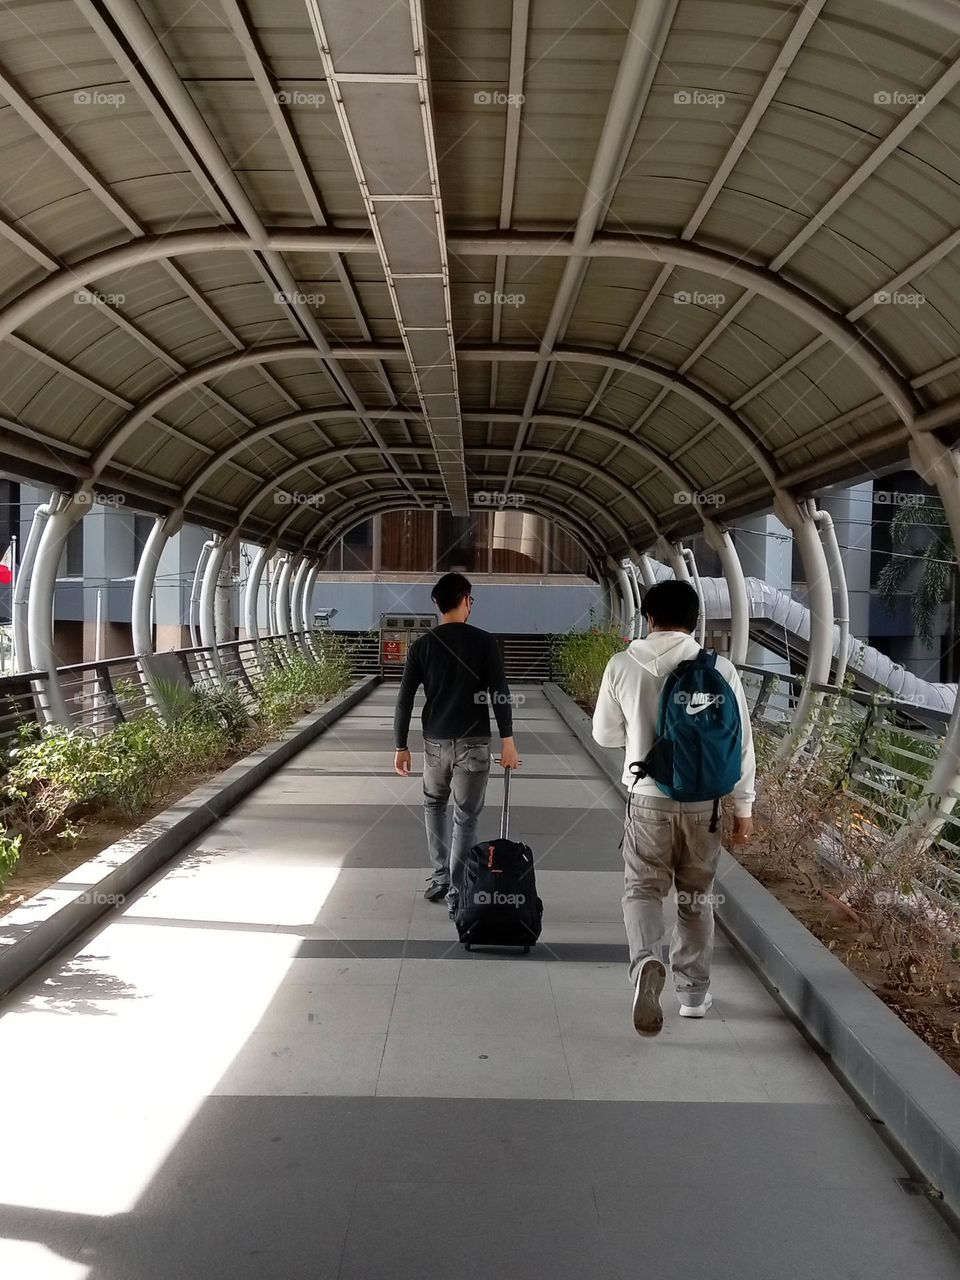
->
xmin=393 ymin=622 xmax=514 ymax=749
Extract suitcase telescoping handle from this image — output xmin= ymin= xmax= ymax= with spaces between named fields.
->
xmin=501 ymin=765 xmax=512 ymax=840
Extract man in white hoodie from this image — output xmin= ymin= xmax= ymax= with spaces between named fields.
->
xmin=592 ymin=580 xmax=755 ymax=1036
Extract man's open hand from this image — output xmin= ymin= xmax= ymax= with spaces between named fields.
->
xmin=497 ymin=737 xmax=521 ymax=770
xmin=394 ymin=749 xmax=412 ymax=776
xmin=731 ymin=814 xmax=754 ymax=844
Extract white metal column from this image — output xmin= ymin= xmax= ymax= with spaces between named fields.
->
xmin=132 ymin=513 xmax=180 ymax=657
xmin=189 ymin=540 xmax=213 ymax=650
xmin=243 ymin=540 xmax=276 ymax=651
xmin=703 ymin=521 xmax=749 ymax=666
xmin=682 ymin=547 xmax=707 ymax=647
xmin=900 ymin=438 xmax=960 ymax=843
xmin=656 ymin=536 xmax=691 ymax=583
xmin=301 ymin=561 xmax=321 ymax=657
xmin=274 ymin=553 xmax=296 ymax=652
xmin=624 ymin=559 xmax=642 ymax=639
xmin=774 ymin=494 xmax=834 ymax=764
xmin=12 ymin=499 xmax=52 ymax=675
xmin=27 ymin=492 xmax=86 ymax=726
xmin=609 ymin=557 xmax=634 ymax=637
xmin=814 ymin=509 xmax=850 ymax=688
xmin=290 ymin=556 xmax=311 ymax=656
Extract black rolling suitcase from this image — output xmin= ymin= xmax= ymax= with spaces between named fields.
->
xmin=454 ymin=767 xmax=543 ymax=952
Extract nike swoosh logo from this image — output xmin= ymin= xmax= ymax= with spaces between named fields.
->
xmin=685 ymin=698 xmax=718 ymax=716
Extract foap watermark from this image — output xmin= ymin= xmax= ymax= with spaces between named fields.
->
xmin=77 ymin=891 xmax=126 ymax=907
xmin=674 ymin=490 xmax=725 ymax=507
xmin=674 ymin=289 xmax=725 ymax=307
xmin=676 ymin=889 xmax=725 ymax=907
xmin=274 ymin=290 xmax=325 ymax=307
xmin=74 ymin=288 xmax=125 ymax=307
xmin=874 ymin=90 xmax=925 ymax=106
xmin=475 ymin=690 xmax=526 ymax=707
xmin=474 ymin=289 xmax=525 ymax=307
xmin=474 ymin=89 xmax=525 ymax=107
xmin=873 ymin=289 xmax=925 ymax=307
xmin=474 ymin=490 xmax=525 ymax=507
xmin=874 ymin=490 xmax=928 ymax=506
xmin=74 ymin=89 xmax=125 ymax=108
xmin=274 ymin=490 xmax=325 ymax=507
xmin=75 ymin=491 xmax=126 ymax=508
xmin=475 ymin=889 xmax=526 ymax=907
xmin=673 ymin=689 xmax=726 ymax=712
xmin=674 ymin=88 xmax=725 ymax=108
xmin=275 ymin=89 xmax=326 ymax=108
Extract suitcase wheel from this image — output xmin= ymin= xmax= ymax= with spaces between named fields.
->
xmin=464 ymin=942 xmax=472 ymax=951
xmin=523 ymin=945 xmax=530 ymax=954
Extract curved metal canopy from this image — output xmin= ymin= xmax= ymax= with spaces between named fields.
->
xmin=2 ymin=0 xmax=960 ymax=558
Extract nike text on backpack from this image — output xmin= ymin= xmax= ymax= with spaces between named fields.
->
xmin=454 ymin=766 xmax=543 ymax=952
xmin=628 ymin=649 xmax=742 ymax=832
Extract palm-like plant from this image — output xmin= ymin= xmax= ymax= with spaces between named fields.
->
xmin=875 ymin=496 xmax=954 ymax=647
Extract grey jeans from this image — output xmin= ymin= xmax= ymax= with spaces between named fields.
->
xmin=622 ymin=792 xmax=722 ymax=1003
xmin=422 ymin=738 xmax=491 ymax=903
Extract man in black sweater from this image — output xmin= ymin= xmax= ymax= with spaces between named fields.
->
xmin=394 ymin=572 xmax=521 ymax=909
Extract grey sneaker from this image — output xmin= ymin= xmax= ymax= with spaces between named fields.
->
xmin=632 ymin=957 xmax=667 ymax=1037
xmin=424 ymin=878 xmax=449 ymax=903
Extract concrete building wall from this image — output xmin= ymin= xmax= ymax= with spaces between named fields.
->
xmin=307 ymin=577 xmax=604 ymax=634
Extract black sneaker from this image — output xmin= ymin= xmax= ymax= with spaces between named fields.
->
xmin=424 ymin=878 xmax=449 ymax=902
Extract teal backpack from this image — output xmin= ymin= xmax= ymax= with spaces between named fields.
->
xmin=628 ymin=650 xmax=742 ymax=831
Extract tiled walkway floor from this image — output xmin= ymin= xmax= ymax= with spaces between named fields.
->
xmin=1 ymin=683 xmax=959 ymax=1277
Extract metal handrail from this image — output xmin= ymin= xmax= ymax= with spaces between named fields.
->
xmin=0 ymin=629 xmax=326 ymax=753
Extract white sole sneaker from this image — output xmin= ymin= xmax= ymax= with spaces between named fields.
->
xmin=632 ymin=958 xmax=666 ymax=1037
xmin=679 ymin=993 xmax=713 ymax=1018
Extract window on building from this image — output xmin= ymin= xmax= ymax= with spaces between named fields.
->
xmin=342 ymin=518 xmax=374 ymax=571
xmin=490 ymin=510 xmax=544 ymax=573
xmin=381 ymin=511 xmax=434 ymax=572
xmin=437 ymin=512 xmax=490 ymax=573
xmin=64 ymin=519 xmax=83 ymax=576
xmin=132 ymin=514 xmax=153 ymax=571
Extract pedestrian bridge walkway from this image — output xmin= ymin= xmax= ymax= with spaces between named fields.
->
xmin=1 ymin=683 xmax=959 ymax=1278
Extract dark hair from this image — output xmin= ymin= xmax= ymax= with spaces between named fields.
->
xmin=431 ymin=572 xmax=472 ymax=614
xmin=641 ymin=580 xmax=699 ymax=632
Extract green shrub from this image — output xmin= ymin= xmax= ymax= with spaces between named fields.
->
xmin=553 ymin=623 xmax=627 ymax=710
xmin=0 ymin=829 xmax=21 ymax=889
xmin=0 ymin=636 xmax=353 ymax=866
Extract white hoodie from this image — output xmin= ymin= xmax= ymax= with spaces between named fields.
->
xmin=591 ymin=631 xmax=756 ymax=817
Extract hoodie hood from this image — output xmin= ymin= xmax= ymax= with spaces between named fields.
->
xmin=624 ymin=631 xmax=701 ymax=677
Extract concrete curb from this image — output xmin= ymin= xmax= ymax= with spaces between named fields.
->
xmin=0 ymin=675 xmax=379 ymax=1001
xmin=542 ymin=680 xmax=960 ymax=1218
